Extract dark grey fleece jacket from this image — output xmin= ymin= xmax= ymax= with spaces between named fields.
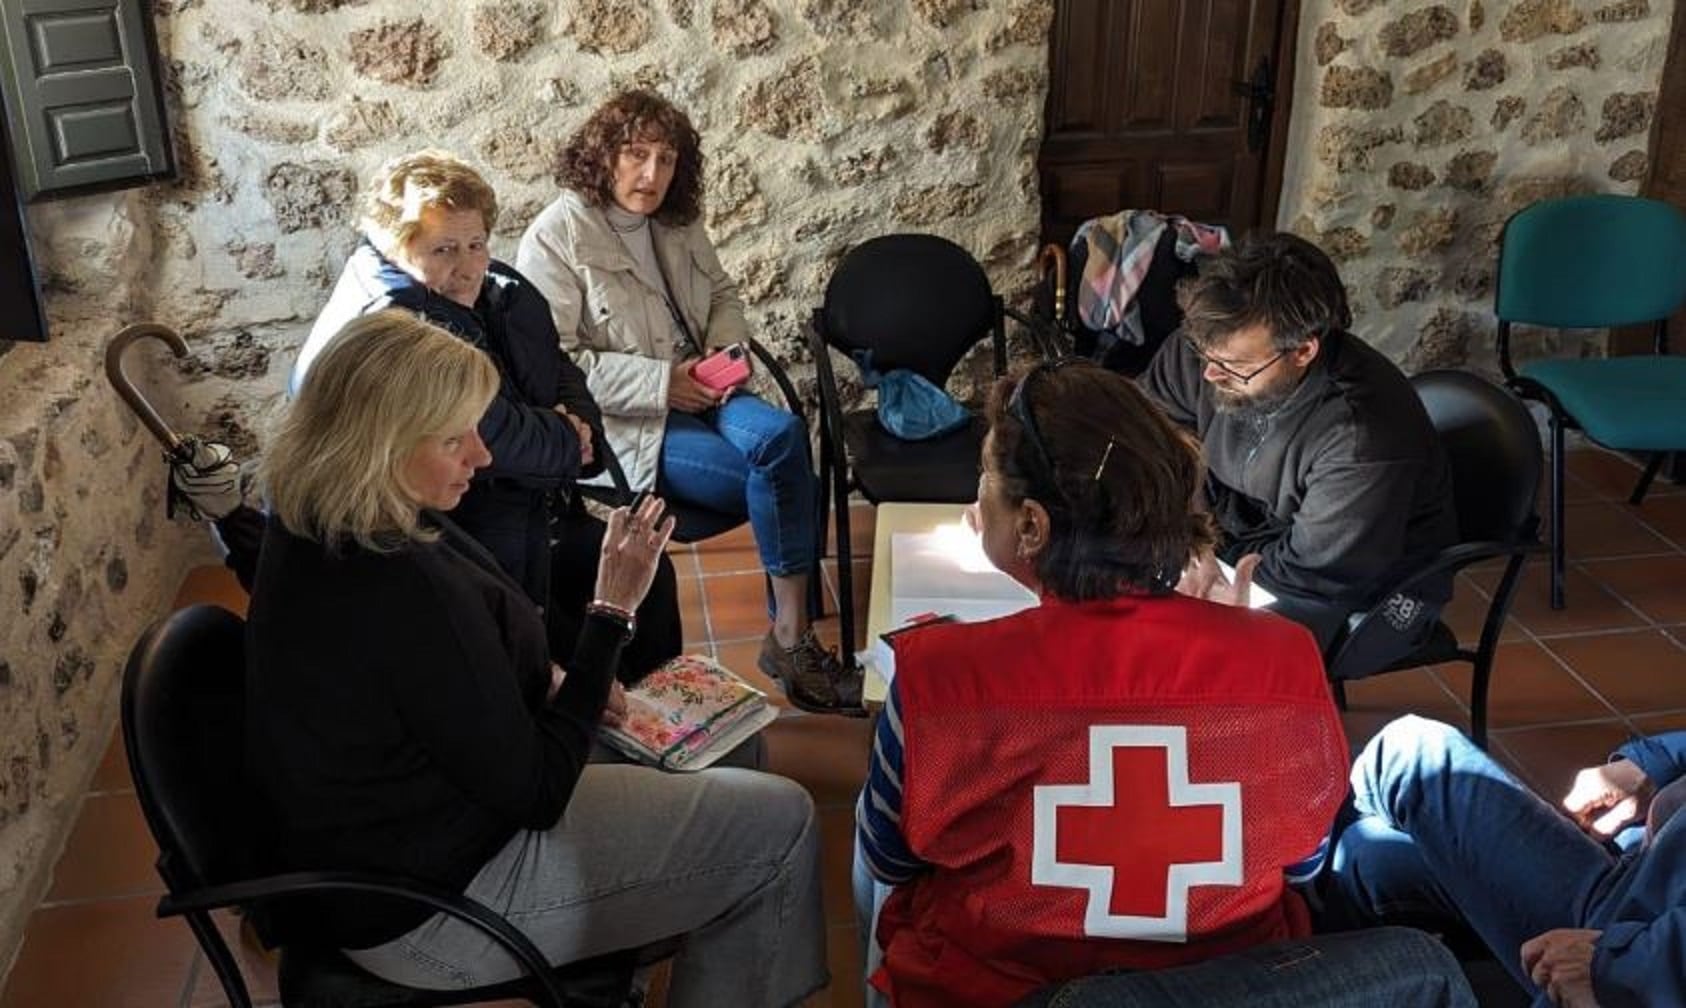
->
xmin=1140 ymin=330 xmax=1458 ymax=624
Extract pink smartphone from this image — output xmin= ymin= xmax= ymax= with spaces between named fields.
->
xmin=691 ymin=343 xmax=751 ymax=393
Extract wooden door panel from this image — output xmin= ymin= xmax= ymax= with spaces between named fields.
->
xmin=1040 ymin=0 xmax=1289 ymax=245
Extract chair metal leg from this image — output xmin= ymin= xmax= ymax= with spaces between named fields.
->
xmin=1550 ymin=415 xmax=1566 ymax=610
xmin=187 ymin=909 xmax=255 ymax=1008
xmin=1470 ymin=658 xmax=1491 ymax=751
xmin=831 ymin=457 xmax=859 ymax=668
xmin=1330 ymin=679 xmax=1347 ymax=710
xmin=1630 ymin=453 xmax=1665 ymax=506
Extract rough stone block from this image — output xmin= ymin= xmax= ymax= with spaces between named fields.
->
xmin=926 ymin=110 xmax=988 ymax=152
xmin=1462 ymin=48 xmax=1508 ymax=90
xmin=987 ymin=0 xmax=1055 ymax=52
xmin=239 ymin=32 xmax=331 ymax=101
xmin=567 ymin=0 xmax=651 ymax=55
xmin=1443 ymin=150 xmax=1497 ymax=191
xmin=264 ymin=162 xmax=355 ymax=232
xmin=798 ymin=0 xmax=884 ymax=36
xmin=1376 ymin=266 xmax=1435 ymax=307
xmin=1379 ymin=6 xmax=1459 ymax=58
xmin=1338 ymin=0 xmax=1379 ymax=14
xmin=1405 ymin=52 xmax=1460 ymax=94
xmin=1607 ymin=149 xmax=1648 ymax=181
xmin=222 ymin=111 xmax=317 ymax=145
xmin=893 ymin=184 xmax=984 ymax=225
xmin=349 ymin=18 xmax=447 ymax=87
xmin=1317 ymin=124 xmax=1405 ymax=172
xmin=982 ymin=66 xmax=1042 ymax=102
xmin=226 ymin=241 xmax=285 ymax=280
xmin=1398 ymin=207 xmax=1460 ymax=255
xmin=1594 ymin=92 xmax=1655 ymax=143
xmin=478 ymin=127 xmax=559 ymax=183
xmin=1413 ymin=100 xmax=1475 ymax=147
xmin=1389 ymin=161 xmax=1437 ymax=189
xmin=1592 ymin=0 xmax=1648 ymax=20
xmin=913 ymin=0 xmax=978 ymax=28
xmin=1405 ymin=307 xmax=1479 ymax=370
xmin=324 ymin=97 xmax=405 ymax=152
xmin=1492 ymin=95 xmax=1527 ymax=130
xmin=1371 ymin=204 xmax=1397 ymax=229
xmin=1315 ymin=22 xmax=1348 ymax=66
xmin=1321 ymin=65 xmax=1394 ymax=109
xmin=738 ymin=57 xmax=826 ymax=140
xmin=1546 ymin=42 xmax=1600 ymax=70
xmin=472 ymin=3 xmax=545 ymax=61
xmin=713 ymin=0 xmax=778 ymax=57
xmin=1499 ymin=0 xmax=1587 ymax=43
xmin=1521 ymin=86 xmax=1586 ymax=144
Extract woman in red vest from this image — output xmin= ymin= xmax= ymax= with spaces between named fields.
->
xmin=854 ymin=360 xmax=1351 ymax=1006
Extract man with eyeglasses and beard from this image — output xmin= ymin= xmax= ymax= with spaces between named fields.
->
xmin=1140 ymin=232 xmax=1457 ymax=671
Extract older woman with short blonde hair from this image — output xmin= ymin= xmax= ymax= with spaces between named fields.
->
xmin=248 ymin=310 xmax=828 ymax=1004
xmin=287 ymin=147 xmax=684 ymax=686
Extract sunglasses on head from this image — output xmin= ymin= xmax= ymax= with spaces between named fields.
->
xmin=1005 ymin=357 xmax=1096 ymax=503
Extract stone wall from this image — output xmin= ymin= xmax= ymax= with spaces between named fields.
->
xmin=0 ymin=0 xmax=1054 ymax=973
xmin=0 ymin=191 xmax=199 ymax=973
xmin=142 ymin=0 xmax=1056 ymax=456
xmin=1279 ymin=0 xmax=1675 ymax=370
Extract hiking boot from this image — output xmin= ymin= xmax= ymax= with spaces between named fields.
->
xmin=758 ymin=629 xmax=867 ymax=717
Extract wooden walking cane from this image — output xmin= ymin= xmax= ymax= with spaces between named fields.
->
xmin=105 ymin=323 xmax=196 ymax=464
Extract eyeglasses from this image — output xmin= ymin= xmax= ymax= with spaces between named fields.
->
xmin=1006 ymin=357 xmax=1090 ymax=503
xmin=1184 ymin=337 xmax=1287 ymax=384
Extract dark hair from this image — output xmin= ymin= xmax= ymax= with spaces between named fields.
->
xmin=1177 ymin=232 xmax=1352 ymax=352
xmin=985 ymin=362 xmax=1215 ymax=601
xmin=557 ymin=89 xmax=704 ymax=227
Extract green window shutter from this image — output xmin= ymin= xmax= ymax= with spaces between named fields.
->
xmin=0 ymin=0 xmax=174 ymax=200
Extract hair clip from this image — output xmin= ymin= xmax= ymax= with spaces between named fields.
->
xmin=1093 ymin=439 xmax=1116 ymax=482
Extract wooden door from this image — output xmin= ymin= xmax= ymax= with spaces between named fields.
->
xmin=1038 ymin=0 xmax=1297 ymax=247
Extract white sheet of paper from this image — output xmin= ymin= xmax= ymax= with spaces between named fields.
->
xmin=1216 ymin=558 xmax=1277 ymax=608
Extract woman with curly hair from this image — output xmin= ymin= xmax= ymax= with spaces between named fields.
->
xmin=518 ymin=89 xmax=861 ymax=716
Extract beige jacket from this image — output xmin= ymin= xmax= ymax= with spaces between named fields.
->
xmin=516 ymin=188 xmax=750 ymax=491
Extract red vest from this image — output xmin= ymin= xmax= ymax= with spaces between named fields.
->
xmin=873 ymin=593 xmax=1347 ymax=1007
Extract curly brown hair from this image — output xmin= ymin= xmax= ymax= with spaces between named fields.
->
xmin=986 ymin=360 xmax=1215 ymax=600
xmin=557 ymin=90 xmax=705 ymax=227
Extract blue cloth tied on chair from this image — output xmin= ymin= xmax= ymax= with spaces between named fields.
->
xmin=853 ymin=350 xmax=970 ymax=441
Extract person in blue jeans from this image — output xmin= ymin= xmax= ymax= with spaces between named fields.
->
xmin=1324 ymin=715 xmax=1686 ymax=1008
xmin=518 ymin=89 xmax=861 ymax=715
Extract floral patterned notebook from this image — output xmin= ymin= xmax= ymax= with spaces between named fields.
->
xmin=600 ymin=654 xmax=777 ymax=771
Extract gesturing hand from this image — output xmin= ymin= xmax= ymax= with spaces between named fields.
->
xmin=1563 ymin=759 xmax=1652 ymax=838
xmin=668 ymin=361 xmax=723 ymax=413
xmin=593 ymin=494 xmax=675 ymax=614
xmin=1521 ymin=929 xmax=1602 ymax=1007
xmin=1176 ymin=551 xmax=1260 ymax=608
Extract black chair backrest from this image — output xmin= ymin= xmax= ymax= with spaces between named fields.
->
xmin=819 ymin=233 xmax=996 ymax=386
xmin=122 ymin=604 xmax=253 ymax=895
xmin=1411 ymin=370 xmax=1541 ymax=544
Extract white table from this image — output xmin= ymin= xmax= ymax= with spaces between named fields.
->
xmin=862 ymin=502 xmax=972 ymax=706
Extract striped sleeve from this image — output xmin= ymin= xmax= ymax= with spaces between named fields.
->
xmin=855 ymin=680 xmax=926 ymax=884
xmin=1284 ymin=833 xmax=1331 ymax=886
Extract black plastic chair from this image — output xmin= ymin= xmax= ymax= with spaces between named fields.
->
xmin=1032 ymin=223 xmax=1199 ymax=376
xmin=807 ymin=233 xmax=1022 ymax=658
xmin=122 ymin=604 xmax=671 ymax=1007
xmin=1325 ymin=371 xmax=1545 ymax=749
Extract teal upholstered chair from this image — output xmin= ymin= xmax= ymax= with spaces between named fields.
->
xmin=1495 ymin=194 xmax=1686 ymax=609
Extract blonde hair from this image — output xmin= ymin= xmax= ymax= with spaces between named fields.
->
xmin=360 ymin=149 xmax=499 ymax=259
xmin=263 ymin=310 xmax=499 ymax=550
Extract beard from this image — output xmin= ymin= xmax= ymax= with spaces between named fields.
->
xmin=1211 ymin=378 xmax=1300 ymax=420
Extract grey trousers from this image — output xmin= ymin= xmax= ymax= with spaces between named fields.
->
xmin=346 ymin=762 xmax=828 ymax=1008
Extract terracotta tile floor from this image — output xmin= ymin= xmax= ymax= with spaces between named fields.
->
xmin=6 ymin=447 xmax=1686 ymax=1006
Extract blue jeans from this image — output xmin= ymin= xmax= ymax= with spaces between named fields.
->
xmin=658 ymin=393 xmax=815 ymax=577
xmin=1013 ymin=928 xmax=1475 ymax=1007
xmin=1324 ymin=715 xmax=1628 ymax=1001
xmin=852 ymin=842 xmax=1472 ymax=1008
